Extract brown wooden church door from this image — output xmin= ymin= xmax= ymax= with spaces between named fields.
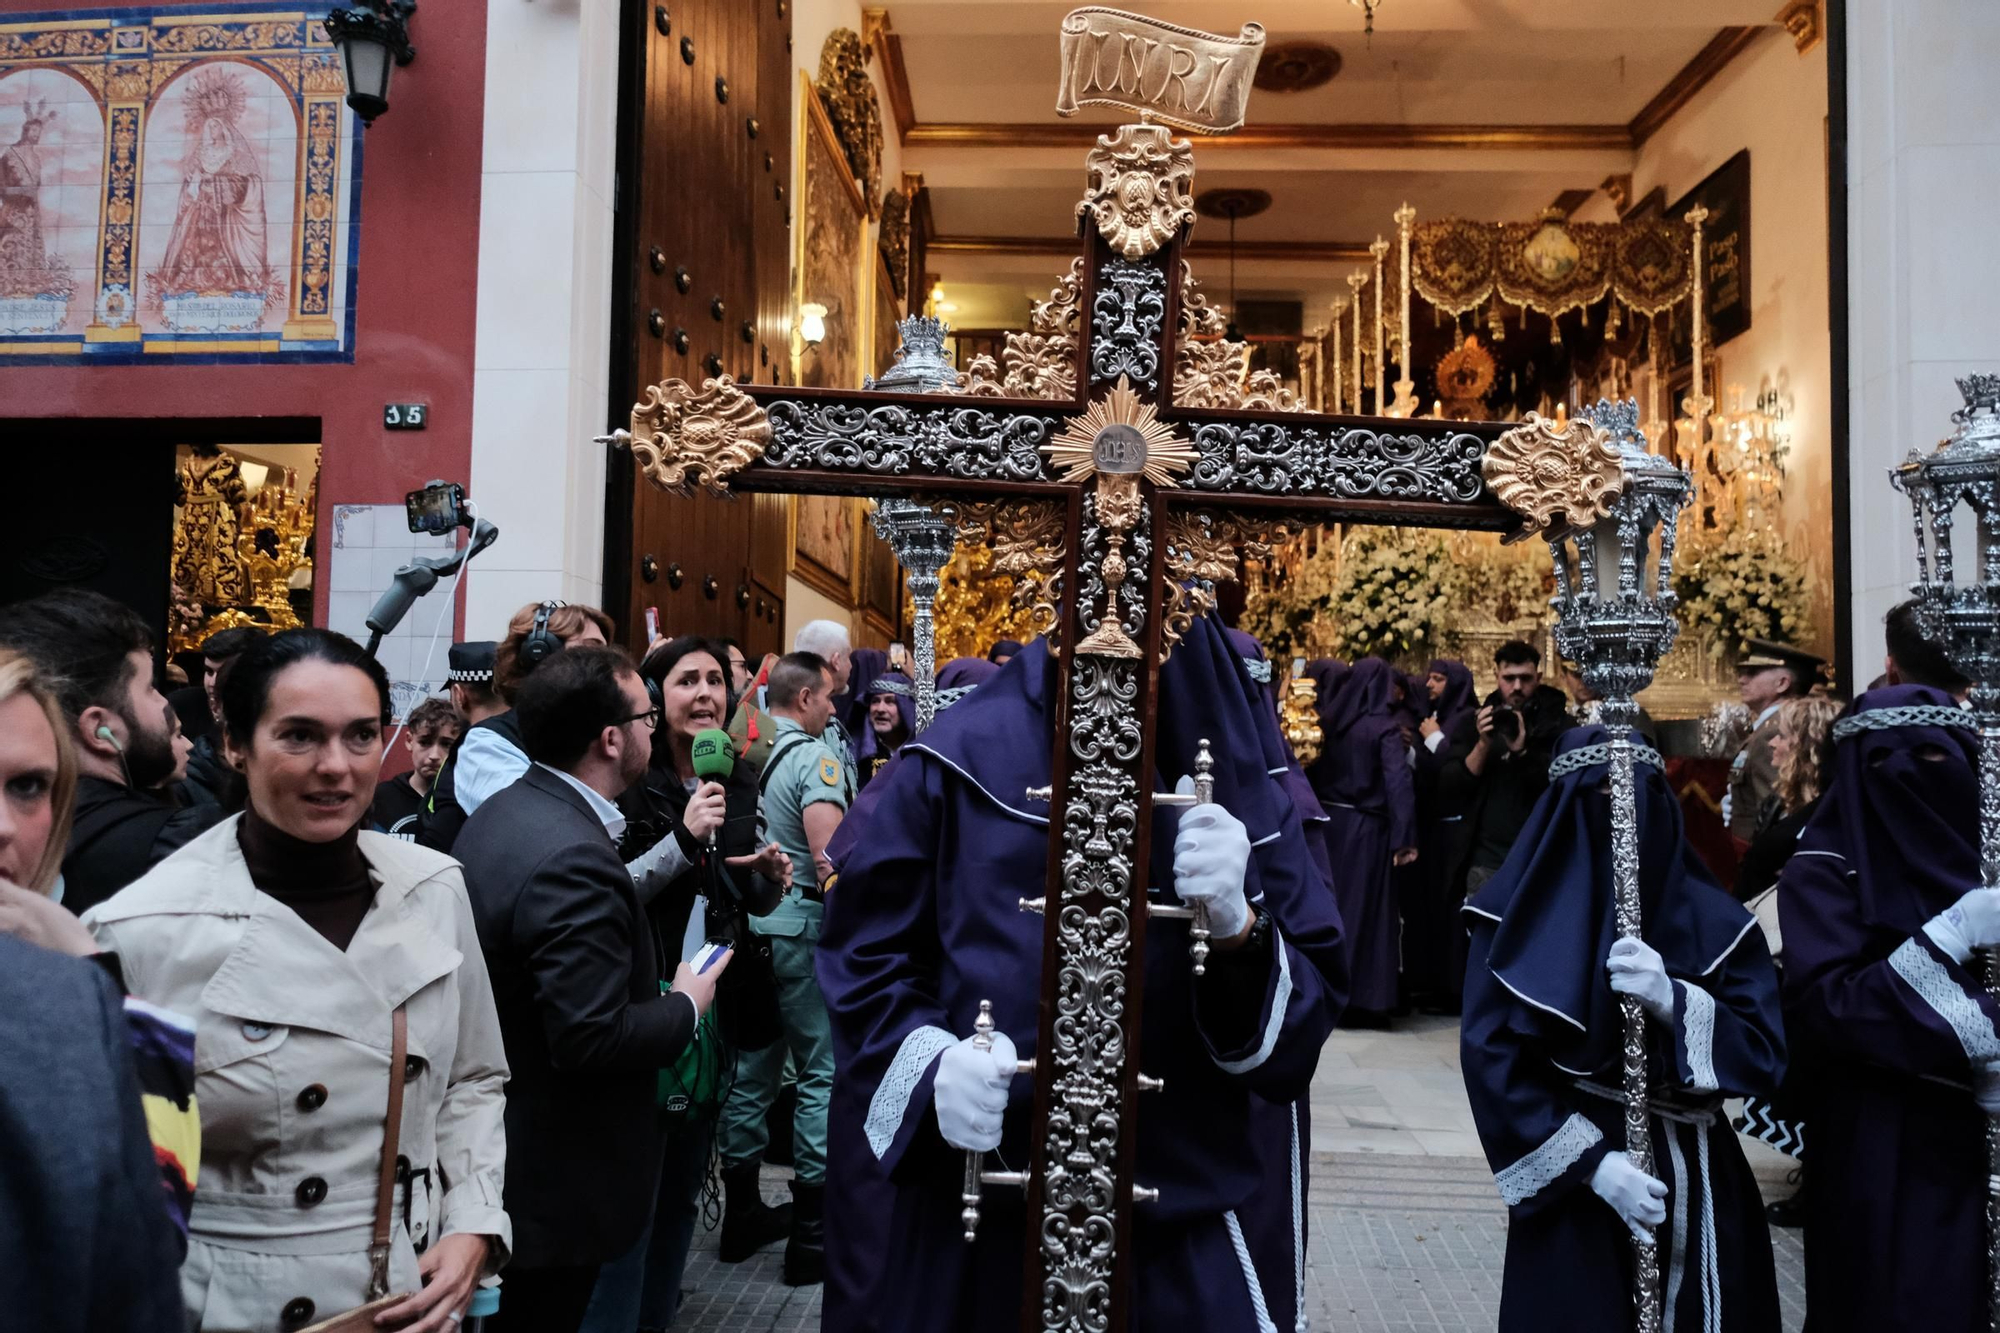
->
xmin=606 ymin=0 xmax=793 ymax=656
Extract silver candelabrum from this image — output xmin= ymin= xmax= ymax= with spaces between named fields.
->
xmin=1548 ymin=398 xmax=1692 ymax=1333
xmin=867 ymin=316 xmax=966 ymax=733
xmin=1891 ymin=372 xmax=2000 ymax=1333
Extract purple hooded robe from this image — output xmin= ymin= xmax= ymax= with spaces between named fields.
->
xmin=1462 ymin=727 xmax=1782 ymax=1331
xmin=817 ymin=618 xmax=1347 ymax=1333
xmin=1778 ymin=685 xmax=1993 ymax=1331
xmin=1305 ymin=657 xmax=1416 ymax=1013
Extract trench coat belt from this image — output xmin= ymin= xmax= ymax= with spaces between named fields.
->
xmin=191 ymin=1182 xmax=398 ymax=1256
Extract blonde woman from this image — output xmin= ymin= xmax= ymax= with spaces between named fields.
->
xmin=1735 ymin=695 xmax=1841 ymax=900
xmin=0 ymin=647 xmax=192 ymax=1328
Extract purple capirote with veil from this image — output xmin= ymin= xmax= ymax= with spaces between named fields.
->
xmin=1778 ymin=684 xmax=1994 ymax=1332
xmin=853 ymin=673 xmax=916 ymax=785
xmin=817 ymin=616 xmax=1348 ymax=1333
xmin=1304 ymin=657 xmax=1415 ymax=1013
xmin=1426 ymin=658 xmax=1477 ymax=738
xmin=1461 ymin=725 xmax=1782 ymax=1333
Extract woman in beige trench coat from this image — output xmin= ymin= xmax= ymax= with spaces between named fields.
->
xmin=87 ymin=630 xmax=509 ymax=1332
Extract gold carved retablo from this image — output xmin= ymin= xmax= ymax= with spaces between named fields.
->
xmin=1483 ymin=411 xmax=1624 ymax=538
xmin=628 ymin=375 xmax=772 ymax=499
xmin=1056 ymin=8 xmax=1266 ymax=135
xmin=1078 ymin=123 xmax=1196 ymax=260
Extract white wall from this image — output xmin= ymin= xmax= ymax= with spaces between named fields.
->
xmin=463 ymin=0 xmax=621 ymax=640
xmin=1846 ymin=0 xmax=2000 ymax=676
xmin=1633 ymin=27 xmax=1834 ymax=661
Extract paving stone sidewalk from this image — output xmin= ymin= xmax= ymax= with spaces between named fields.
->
xmin=672 ymin=1017 xmax=1808 ymax=1332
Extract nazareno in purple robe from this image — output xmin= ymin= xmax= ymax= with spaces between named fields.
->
xmin=1304 ymin=657 xmax=1415 ymax=1014
xmin=1777 ymin=684 xmax=1993 ymax=1332
xmin=1461 ymin=726 xmax=1782 ymax=1332
xmin=853 ymin=673 xmax=916 ymax=788
xmin=818 ymin=617 xmax=1348 ymax=1333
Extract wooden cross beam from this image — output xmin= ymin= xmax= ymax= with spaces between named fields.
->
xmin=609 ymin=112 xmax=1594 ymax=1333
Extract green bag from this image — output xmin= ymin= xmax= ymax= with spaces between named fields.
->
xmin=657 ymin=992 xmax=726 ymax=1122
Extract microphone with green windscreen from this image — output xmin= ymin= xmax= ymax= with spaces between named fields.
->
xmin=691 ymin=727 xmax=735 ymax=784
xmin=690 ymin=728 xmax=735 ymax=852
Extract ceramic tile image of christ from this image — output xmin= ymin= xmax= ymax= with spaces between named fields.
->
xmin=0 ymin=67 xmax=103 ymax=335
xmin=139 ymin=62 xmax=295 ymax=335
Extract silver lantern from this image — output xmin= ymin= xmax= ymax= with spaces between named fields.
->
xmin=867 ymin=316 xmax=966 ymax=731
xmin=1503 ymin=397 xmax=1690 ymax=1333
xmin=1890 ymin=372 xmax=2000 ymax=1333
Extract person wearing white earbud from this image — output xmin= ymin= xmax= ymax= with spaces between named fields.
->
xmin=0 ymin=589 xmax=222 ymax=914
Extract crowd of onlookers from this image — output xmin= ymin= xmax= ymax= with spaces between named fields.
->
xmin=0 ymin=576 xmax=1983 ymax=1332
xmin=0 ymin=586 xmax=997 ymax=1333
xmin=1298 ymin=601 xmax=1974 ymax=1031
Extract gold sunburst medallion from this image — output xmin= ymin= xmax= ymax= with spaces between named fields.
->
xmin=1044 ymin=376 xmax=1195 ymax=486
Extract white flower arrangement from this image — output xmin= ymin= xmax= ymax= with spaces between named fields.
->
xmin=1672 ymin=521 xmax=1813 ymax=663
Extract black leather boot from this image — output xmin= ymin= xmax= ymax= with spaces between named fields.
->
xmin=782 ymin=1179 xmax=825 ymax=1286
xmin=719 ymin=1159 xmax=792 ymax=1263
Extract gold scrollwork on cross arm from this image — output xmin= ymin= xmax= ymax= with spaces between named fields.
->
xmin=1483 ymin=411 xmax=1624 ymax=538
xmin=1161 ymin=510 xmax=1292 ymax=658
xmin=1078 ymin=123 xmax=1196 ymax=261
xmin=953 ymin=499 xmax=1067 ymax=641
xmin=627 ymin=375 xmax=772 ymax=499
xmin=1032 ymin=257 xmax=1086 ymax=338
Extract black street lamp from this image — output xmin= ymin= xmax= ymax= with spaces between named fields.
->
xmin=324 ymin=0 xmax=416 ymax=125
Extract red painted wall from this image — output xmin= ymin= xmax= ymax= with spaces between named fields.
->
xmin=0 ymin=0 xmax=487 ymax=629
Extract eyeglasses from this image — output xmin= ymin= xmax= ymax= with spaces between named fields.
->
xmin=618 ymin=706 xmax=662 ymax=731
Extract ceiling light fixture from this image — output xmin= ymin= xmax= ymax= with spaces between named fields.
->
xmin=1349 ymin=0 xmax=1382 ymax=39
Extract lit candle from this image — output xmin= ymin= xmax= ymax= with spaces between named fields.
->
xmin=1685 ymin=204 xmax=1710 ymax=444
xmin=1370 ymin=236 xmax=1389 ymax=414
xmin=1330 ymin=298 xmax=1346 ymax=412
xmin=1393 ymin=203 xmax=1416 ymax=415
xmin=1347 ymin=269 xmax=1369 ymax=412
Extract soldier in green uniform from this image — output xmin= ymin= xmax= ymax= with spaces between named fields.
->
xmin=1726 ymin=638 xmax=1827 ymax=842
xmin=716 ymin=650 xmax=849 ymax=1287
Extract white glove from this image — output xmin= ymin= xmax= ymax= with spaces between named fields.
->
xmin=1922 ymin=889 xmax=2000 ymax=964
xmin=1170 ymin=785 xmax=1252 ymax=941
xmin=1977 ymin=1061 xmax=2000 ymax=1114
xmin=1720 ymin=791 xmax=1733 ymax=827
xmin=1606 ymin=936 xmax=1675 ymax=1023
xmin=1590 ymin=1151 xmax=1668 ymax=1243
xmin=934 ymin=1030 xmax=1018 ymax=1153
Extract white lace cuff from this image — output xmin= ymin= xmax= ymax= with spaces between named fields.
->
xmin=1494 ymin=1112 xmax=1603 ymax=1207
xmin=1213 ymin=927 xmax=1292 ymax=1075
xmin=864 ymin=1024 xmax=956 ymax=1159
xmin=1677 ymin=981 xmax=1719 ymax=1092
xmin=1890 ymin=937 xmax=2000 ymax=1064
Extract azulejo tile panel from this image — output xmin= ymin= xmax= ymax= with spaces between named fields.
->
xmin=0 ymin=3 xmax=361 ymax=363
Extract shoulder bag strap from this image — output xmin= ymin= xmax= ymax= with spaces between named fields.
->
xmin=758 ymin=736 xmax=816 ymax=795
xmin=367 ymin=1006 xmax=408 ymax=1300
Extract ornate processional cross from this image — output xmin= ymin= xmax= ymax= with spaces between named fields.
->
xmin=605 ymin=10 xmax=1640 ymax=1330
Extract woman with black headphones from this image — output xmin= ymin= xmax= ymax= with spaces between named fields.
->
xmin=441 ymin=600 xmax=616 ymax=843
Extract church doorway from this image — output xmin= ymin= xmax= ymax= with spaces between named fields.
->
xmin=0 ymin=417 xmax=321 ymax=679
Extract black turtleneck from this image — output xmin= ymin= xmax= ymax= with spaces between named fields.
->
xmin=237 ymin=806 xmax=376 ymax=950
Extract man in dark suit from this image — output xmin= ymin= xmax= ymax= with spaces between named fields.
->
xmin=456 ymin=646 xmax=730 ymax=1333
xmin=0 ymin=935 xmax=185 ymax=1333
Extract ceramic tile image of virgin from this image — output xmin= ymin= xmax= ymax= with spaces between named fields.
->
xmin=139 ymin=62 xmax=294 ymax=334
